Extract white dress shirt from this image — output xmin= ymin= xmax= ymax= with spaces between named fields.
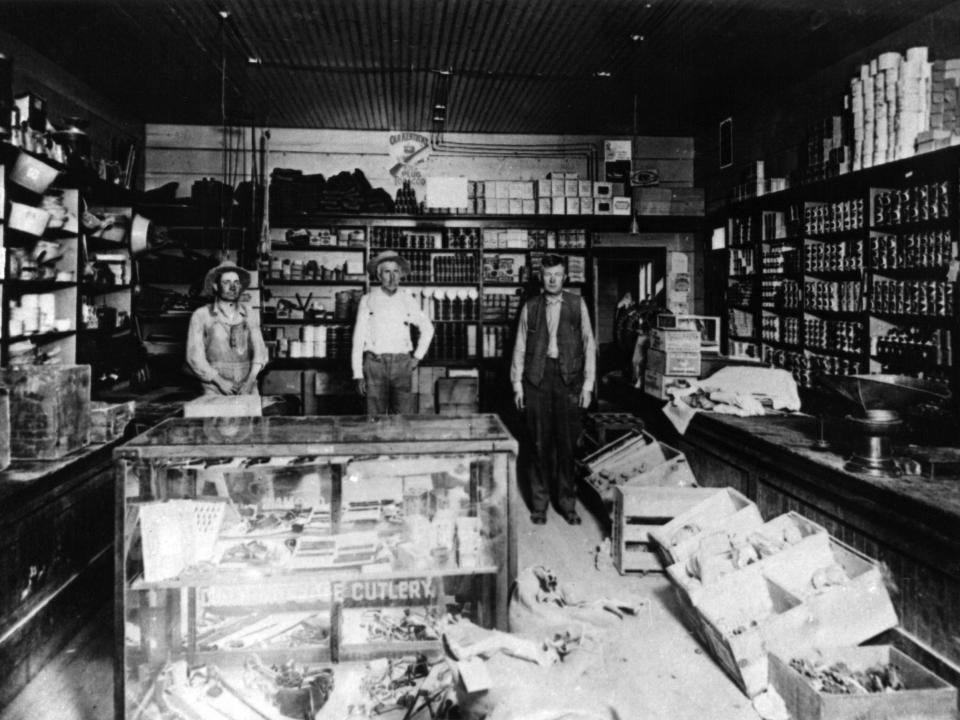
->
xmin=351 ymin=287 xmax=435 ymax=378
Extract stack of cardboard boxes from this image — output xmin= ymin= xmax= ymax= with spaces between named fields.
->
xmin=644 ymin=325 xmax=701 ymax=400
xmin=466 ymin=173 xmax=630 ymax=216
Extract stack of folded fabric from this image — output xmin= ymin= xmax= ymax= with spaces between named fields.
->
xmin=270 ymin=168 xmax=395 ymax=220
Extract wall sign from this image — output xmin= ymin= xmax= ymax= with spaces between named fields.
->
xmin=336 ymin=576 xmax=442 ymax=607
xmin=388 ymin=131 xmax=431 ymax=185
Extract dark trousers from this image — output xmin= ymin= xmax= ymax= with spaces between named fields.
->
xmin=363 ymin=352 xmax=415 ymax=415
xmin=523 ymin=358 xmax=582 ymax=514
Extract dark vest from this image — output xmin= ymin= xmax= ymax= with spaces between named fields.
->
xmin=523 ymin=291 xmax=584 ymax=387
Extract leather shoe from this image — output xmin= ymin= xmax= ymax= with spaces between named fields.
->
xmin=531 ymin=512 xmax=547 ymax=525
xmin=563 ymin=511 xmax=582 ymax=525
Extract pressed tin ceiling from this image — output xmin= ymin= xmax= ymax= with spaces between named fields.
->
xmin=0 ymin=0 xmax=956 ymax=135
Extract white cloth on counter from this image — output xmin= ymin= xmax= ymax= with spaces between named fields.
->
xmin=662 ymin=366 xmax=801 ymax=434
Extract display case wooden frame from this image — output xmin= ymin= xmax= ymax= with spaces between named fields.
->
xmin=114 ymin=413 xmax=517 ymax=719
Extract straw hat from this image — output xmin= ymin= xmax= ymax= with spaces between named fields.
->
xmin=366 ymin=249 xmax=411 ymax=276
xmin=203 ymin=260 xmax=251 ymax=297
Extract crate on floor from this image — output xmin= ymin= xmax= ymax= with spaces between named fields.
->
xmin=584 ymin=411 xmax=644 ymax=448
xmin=581 ymin=430 xmax=697 ymax=510
xmin=768 ymin=645 xmax=957 ymax=720
xmin=612 ymin=486 xmax=722 ymax=573
xmin=649 ymin=487 xmax=763 ymax=568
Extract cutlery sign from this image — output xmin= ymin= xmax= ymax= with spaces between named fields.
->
xmin=388 ymin=131 xmax=431 ymax=181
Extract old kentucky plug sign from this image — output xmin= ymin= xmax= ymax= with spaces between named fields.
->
xmin=388 ymin=131 xmax=431 ymax=185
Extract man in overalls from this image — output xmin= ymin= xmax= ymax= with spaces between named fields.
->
xmin=186 ymin=260 xmax=268 ymax=395
xmin=351 ymin=250 xmax=434 ymax=414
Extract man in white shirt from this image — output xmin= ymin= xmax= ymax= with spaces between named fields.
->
xmin=351 ymin=250 xmax=434 ymax=414
xmin=510 ymin=254 xmax=596 ymax=525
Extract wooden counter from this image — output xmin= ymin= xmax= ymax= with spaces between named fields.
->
xmin=661 ymin=409 xmax=960 ymax=688
xmin=0 ymin=401 xmax=182 ymax=707
xmin=0 ymin=442 xmax=118 ymax=707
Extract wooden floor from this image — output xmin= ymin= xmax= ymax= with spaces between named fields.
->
xmin=1 ymin=493 xmax=760 ymax=720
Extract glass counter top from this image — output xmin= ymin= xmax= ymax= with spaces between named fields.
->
xmin=121 ymin=413 xmax=514 ymax=449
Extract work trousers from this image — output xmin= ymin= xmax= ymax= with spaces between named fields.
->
xmin=523 ymin=358 xmax=582 ymax=514
xmin=363 ymin=352 xmax=415 ymax=415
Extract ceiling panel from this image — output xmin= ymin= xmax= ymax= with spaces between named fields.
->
xmin=0 ymin=0 xmax=956 ymax=135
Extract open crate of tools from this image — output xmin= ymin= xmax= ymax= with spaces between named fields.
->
xmin=115 ymin=414 xmax=517 ymax=720
xmin=649 ymin=489 xmax=899 ymax=698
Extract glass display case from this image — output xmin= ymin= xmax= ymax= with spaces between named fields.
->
xmin=115 ymin=414 xmax=517 ymax=719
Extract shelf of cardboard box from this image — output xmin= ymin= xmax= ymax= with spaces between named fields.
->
xmin=727 ymin=302 xmax=755 ymax=312
xmin=128 ymin=563 xmax=499 ymax=591
xmin=2 ymin=329 xmax=75 ymax=345
xmin=714 ymin=145 xmax=960 ymax=213
xmin=80 ymin=282 xmax=133 ymax=294
xmin=727 ymin=333 xmax=758 ymax=343
xmin=727 ymin=273 xmax=756 ymax=280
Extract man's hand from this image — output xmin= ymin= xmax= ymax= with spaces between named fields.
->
xmin=212 ymin=374 xmax=235 ymax=395
xmin=579 ymin=387 xmax=593 ymax=409
xmin=238 ymin=376 xmax=258 ymax=395
xmin=410 ymin=355 xmax=420 ymax=371
xmin=356 ymin=379 xmax=367 ymax=396
xmin=514 ymin=389 xmax=525 ymax=411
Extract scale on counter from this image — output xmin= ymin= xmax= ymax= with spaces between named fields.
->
xmin=817 ymin=374 xmax=951 ymax=477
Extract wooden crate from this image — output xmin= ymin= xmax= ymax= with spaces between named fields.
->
xmin=612 ymin=486 xmax=721 ymax=574
xmin=694 ymin=536 xmax=898 ymax=698
xmin=584 ymin=411 xmax=644 ymax=448
xmin=695 ymin=566 xmax=805 ymax=696
xmin=650 ymin=487 xmax=762 ymax=567
xmin=0 ymin=365 xmax=90 ymax=459
xmin=582 ymin=431 xmax=697 ymax=507
xmin=768 ymin=646 xmax=957 ymax=720
xmin=666 ymin=511 xmax=830 ymax=601
xmin=761 ymin=537 xmax=898 ymax=653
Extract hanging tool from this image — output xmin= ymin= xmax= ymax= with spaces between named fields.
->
xmin=259 ymin=129 xmax=271 ymax=255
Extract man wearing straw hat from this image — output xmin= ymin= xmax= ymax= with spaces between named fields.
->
xmin=187 ymin=260 xmax=268 ymax=395
xmin=351 ymin=250 xmax=434 ymax=414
